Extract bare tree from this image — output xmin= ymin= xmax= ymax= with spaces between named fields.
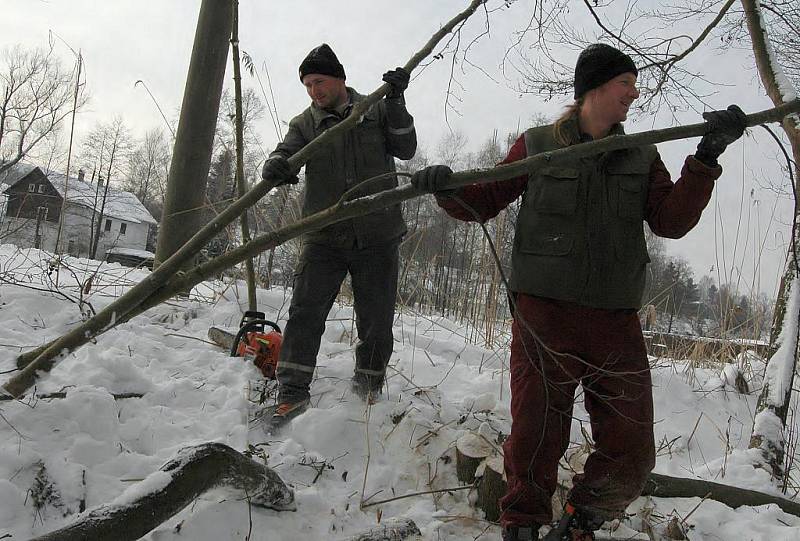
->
xmin=123 ymin=128 xmax=171 ymax=214
xmin=79 ymin=117 xmax=134 ymax=258
xmin=0 ymin=44 xmax=86 ymax=173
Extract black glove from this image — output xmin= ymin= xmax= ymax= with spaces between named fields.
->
xmin=410 ymin=165 xmax=453 ymax=194
xmin=262 ymin=155 xmax=298 ymax=186
xmin=694 ymin=104 xmax=747 ymax=166
xmin=382 ymin=67 xmax=410 ymax=99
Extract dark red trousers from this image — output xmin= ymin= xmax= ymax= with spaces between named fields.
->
xmin=500 ymin=294 xmax=655 ymax=528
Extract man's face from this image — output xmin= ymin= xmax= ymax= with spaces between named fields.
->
xmin=591 ymin=72 xmax=640 ymax=124
xmin=302 ymin=73 xmax=347 ymax=109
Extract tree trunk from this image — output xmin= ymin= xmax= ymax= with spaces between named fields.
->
xmin=231 ymin=0 xmax=257 ymax=311
xmin=154 ymin=0 xmax=233 ymax=270
xmin=476 ymin=455 xmax=505 ymax=522
xmin=455 ymin=432 xmax=494 ymax=483
xmin=29 ymin=442 xmax=294 ymax=541
xmin=90 ymin=177 xmax=111 ymax=259
xmin=54 ymin=53 xmax=83 ymax=256
xmin=741 ymin=0 xmax=800 ymax=478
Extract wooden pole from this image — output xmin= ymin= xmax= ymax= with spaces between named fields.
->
xmin=154 ymin=0 xmax=233 ymax=269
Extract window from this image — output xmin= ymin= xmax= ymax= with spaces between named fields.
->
xmin=120 ymin=223 xmax=127 ymax=235
xmin=104 ymin=219 xmax=112 ymax=232
xmin=37 ymin=184 xmax=46 ymax=193
xmin=28 ymin=184 xmax=36 ymax=192
xmin=36 ymin=207 xmax=48 ymax=221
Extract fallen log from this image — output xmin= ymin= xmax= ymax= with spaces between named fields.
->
xmin=0 ymin=391 xmax=143 ymax=402
xmin=29 ymin=442 xmax=294 ymax=541
xmin=339 ymin=517 xmax=421 ymax=541
xmin=643 ymin=471 xmax=800 ymax=518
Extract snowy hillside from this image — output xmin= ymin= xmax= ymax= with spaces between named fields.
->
xmin=0 ymin=245 xmax=798 ymax=540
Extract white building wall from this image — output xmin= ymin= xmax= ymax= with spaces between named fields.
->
xmin=1 ymin=203 xmax=151 ymax=260
xmin=94 ymin=215 xmax=150 ymax=259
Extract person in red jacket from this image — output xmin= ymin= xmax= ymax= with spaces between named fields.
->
xmin=411 ymin=43 xmax=746 ymax=541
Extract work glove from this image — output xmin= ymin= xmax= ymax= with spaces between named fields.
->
xmin=694 ymin=104 xmax=747 ymax=167
xmin=410 ymin=165 xmax=453 ymax=194
xmin=382 ymin=67 xmax=410 ymax=99
xmin=261 ymin=155 xmax=298 ymax=186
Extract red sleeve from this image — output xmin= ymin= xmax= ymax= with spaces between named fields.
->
xmin=434 ymin=135 xmax=529 ymax=222
xmin=646 ymin=154 xmax=722 ymax=238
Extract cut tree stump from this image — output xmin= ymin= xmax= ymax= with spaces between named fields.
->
xmin=455 ymin=432 xmax=494 ymax=483
xmin=30 ymin=442 xmax=295 ymax=541
xmin=477 ymin=455 xmax=506 ymax=522
xmin=338 ymin=517 xmax=421 ymax=540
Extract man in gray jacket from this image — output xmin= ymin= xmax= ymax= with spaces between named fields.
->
xmin=262 ymin=44 xmax=416 ymax=428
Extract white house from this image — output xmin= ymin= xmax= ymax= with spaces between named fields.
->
xmin=0 ymin=163 xmax=157 ymax=263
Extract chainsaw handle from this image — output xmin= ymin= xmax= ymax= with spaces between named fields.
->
xmin=229 ymin=319 xmax=282 ymax=357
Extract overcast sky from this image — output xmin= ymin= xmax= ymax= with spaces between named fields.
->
xmin=2 ymin=0 xmax=794 ymax=298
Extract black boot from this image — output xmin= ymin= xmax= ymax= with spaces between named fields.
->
xmin=351 ymin=370 xmax=384 ymax=402
xmin=502 ymin=525 xmax=540 ymax=540
xmin=542 ymin=503 xmax=604 ymax=541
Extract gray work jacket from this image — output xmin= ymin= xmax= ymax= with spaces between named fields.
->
xmin=270 ymin=88 xmax=416 ymax=248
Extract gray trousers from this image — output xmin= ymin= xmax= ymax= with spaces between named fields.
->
xmin=276 ymin=240 xmax=399 ymax=402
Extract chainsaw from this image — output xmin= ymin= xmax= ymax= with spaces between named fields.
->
xmin=208 ymin=311 xmax=282 ymax=379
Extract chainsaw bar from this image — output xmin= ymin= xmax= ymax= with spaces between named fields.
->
xmin=208 ymin=326 xmax=236 ymax=351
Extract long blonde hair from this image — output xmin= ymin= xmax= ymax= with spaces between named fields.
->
xmin=553 ymin=99 xmax=583 ymax=146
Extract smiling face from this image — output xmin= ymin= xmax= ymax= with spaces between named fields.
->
xmin=302 ymin=73 xmax=348 ymax=110
xmin=586 ymin=72 xmax=640 ymax=126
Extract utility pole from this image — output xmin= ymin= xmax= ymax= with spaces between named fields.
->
xmin=155 ymin=0 xmax=233 ymax=269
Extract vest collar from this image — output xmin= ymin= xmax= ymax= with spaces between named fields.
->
xmin=309 ymin=87 xmax=367 ymax=128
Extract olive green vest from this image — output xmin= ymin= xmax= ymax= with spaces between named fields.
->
xmin=294 ymin=89 xmax=407 ymax=248
xmin=510 ymin=121 xmax=657 ymax=309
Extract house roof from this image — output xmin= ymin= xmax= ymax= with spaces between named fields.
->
xmin=1 ymin=163 xmax=157 ymax=225
xmin=0 ymin=163 xmax=36 ymax=186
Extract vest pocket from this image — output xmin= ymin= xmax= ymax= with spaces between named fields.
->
xmin=520 ymin=232 xmax=573 ymax=256
xmin=608 ymin=164 xmax=647 ymax=221
xmin=533 ymin=167 xmax=579 ymax=215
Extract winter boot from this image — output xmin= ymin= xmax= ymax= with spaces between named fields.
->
xmin=542 ymin=502 xmax=604 ymax=541
xmin=351 ymin=371 xmax=384 ymax=403
xmin=502 ymin=524 xmax=540 ymax=540
xmin=264 ymin=397 xmax=310 ymax=433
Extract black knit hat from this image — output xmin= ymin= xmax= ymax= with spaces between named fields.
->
xmin=573 ymin=43 xmax=638 ymax=99
xmin=299 ymin=43 xmax=346 ymax=82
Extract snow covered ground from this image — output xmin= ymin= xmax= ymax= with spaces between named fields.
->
xmin=0 ymin=244 xmax=798 ymax=540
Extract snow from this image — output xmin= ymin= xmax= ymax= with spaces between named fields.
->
xmin=0 ymin=244 xmax=799 ymax=540
xmin=761 ymin=274 xmax=799 ymax=407
xmin=106 ymin=246 xmax=155 ymax=259
xmin=755 ymin=0 xmax=800 ymax=131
